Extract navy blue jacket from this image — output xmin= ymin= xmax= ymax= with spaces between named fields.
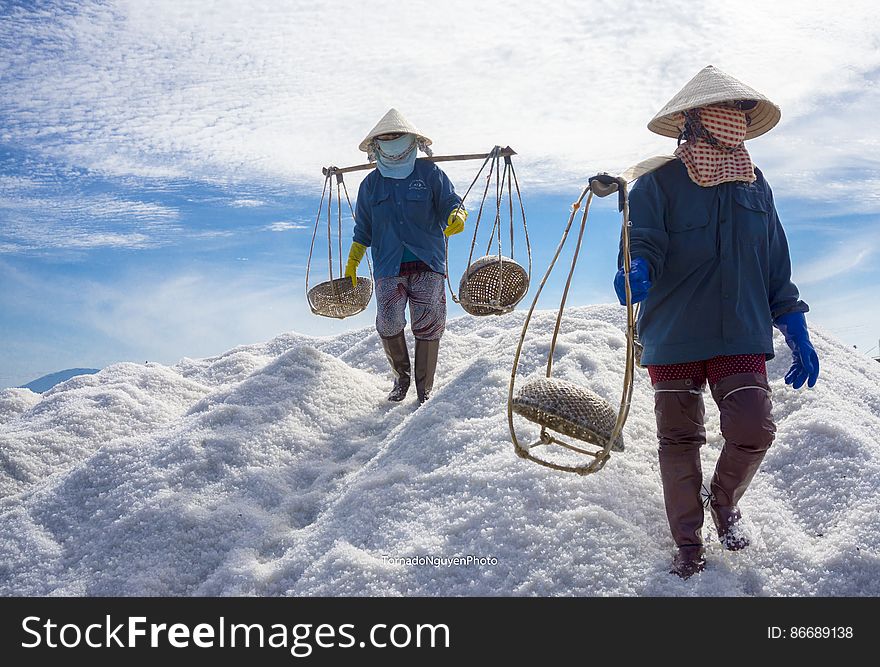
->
xmin=623 ymin=159 xmax=808 ymax=365
xmin=354 ymin=159 xmax=462 ymax=279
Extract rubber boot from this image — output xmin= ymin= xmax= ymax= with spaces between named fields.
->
xmin=414 ymin=338 xmax=440 ymax=404
xmin=671 ymin=545 xmax=706 ymax=580
xmin=709 ymin=373 xmax=775 ymax=550
xmin=380 ymin=331 xmax=411 ymax=402
xmin=654 ymin=378 xmax=707 ymax=579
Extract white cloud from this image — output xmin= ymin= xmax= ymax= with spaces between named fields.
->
xmin=796 ymin=241 xmax=876 ymax=286
xmin=230 ymin=198 xmax=266 ymax=208
xmin=0 ymin=193 xmax=177 ymax=221
xmin=0 ymin=189 xmax=181 ymax=250
xmin=264 ymin=221 xmax=309 ymax=232
xmin=800 ymin=282 xmax=880 ymax=357
xmin=187 ymin=230 xmax=236 ymax=239
xmin=1 ymin=0 xmax=878 ymax=210
xmin=76 ymin=269 xmax=375 ymax=364
xmin=64 ymin=232 xmax=152 ymax=249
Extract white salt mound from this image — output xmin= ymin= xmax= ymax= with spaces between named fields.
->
xmin=0 ymin=304 xmax=877 ymax=597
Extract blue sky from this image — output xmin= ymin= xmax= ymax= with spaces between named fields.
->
xmin=2 ymin=0 xmax=879 ymax=386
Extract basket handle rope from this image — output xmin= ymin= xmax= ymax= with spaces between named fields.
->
xmin=445 ymin=146 xmax=499 ymax=304
xmin=482 ymin=151 xmax=507 ymax=306
xmin=305 ymin=172 xmax=332 ymax=314
xmin=313 ymin=147 xmax=525 ymax=310
xmin=505 ymin=183 xmax=633 ymax=475
xmin=445 ymin=147 xmax=532 ymax=310
xmin=484 ymin=151 xmax=504 ymax=257
xmin=508 ymin=156 xmax=532 ymax=285
xmin=336 ymin=173 xmax=343 ymax=279
xmin=327 ymin=171 xmax=337 ymax=298
xmin=318 ymin=147 xmax=520 ymax=307
xmin=306 ymin=169 xmax=374 ymax=315
xmin=482 ymin=155 xmax=531 ymax=309
xmin=508 ymin=185 xmax=629 ymax=475
xmin=507 ymin=184 xmax=595 ymax=469
xmin=507 ymin=155 xmax=675 ymax=474
xmin=338 ymin=171 xmax=373 ymax=283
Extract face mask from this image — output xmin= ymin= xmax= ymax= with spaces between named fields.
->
xmin=376 ymin=134 xmax=416 ymax=160
xmin=674 ymin=104 xmax=756 ymax=187
xmin=699 ymin=105 xmax=748 ymax=148
xmin=374 ymin=133 xmax=417 ymax=179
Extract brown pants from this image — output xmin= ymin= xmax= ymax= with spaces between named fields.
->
xmin=653 ymin=372 xmax=776 ymax=547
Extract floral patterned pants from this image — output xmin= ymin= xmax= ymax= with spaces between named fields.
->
xmin=375 ymin=271 xmax=446 ymax=341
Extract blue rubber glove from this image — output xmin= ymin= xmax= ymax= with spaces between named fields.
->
xmin=774 ymin=311 xmax=820 ymax=389
xmin=613 ymin=257 xmax=651 ymax=305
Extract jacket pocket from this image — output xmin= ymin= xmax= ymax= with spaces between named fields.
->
xmin=404 ymin=186 xmax=433 ymax=228
xmin=370 ymin=190 xmax=393 ymax=226
xmin=733 ymin=186 xmax=769 ymax=246
xmin=665 ymin=200 xmax=714 ymax=273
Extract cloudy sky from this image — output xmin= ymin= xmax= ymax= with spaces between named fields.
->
xmin=2 ymin=0 xmax=879 ymax=386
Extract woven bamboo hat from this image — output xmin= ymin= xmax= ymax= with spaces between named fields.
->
xmin=358 ymin=108 xmax=432 ymax=153
xmin=648 ymin=65 xmax=780 ymax=140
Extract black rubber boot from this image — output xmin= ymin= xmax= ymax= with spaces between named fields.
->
xmin=414 ymin=338 xmax=440 ymax=404
xmin=380 ymin=331 xmax=411 ymax=402
xmin=671 ymin=545 xmax=706 ymax=579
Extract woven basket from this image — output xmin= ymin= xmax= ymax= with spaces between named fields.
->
xmin=511 ymin=377 xmax=624 ymax=452
xmin=307 ymin=276 xmax=373 ymax=319
xmin=458 ymin=255 xmax=529 ymax=316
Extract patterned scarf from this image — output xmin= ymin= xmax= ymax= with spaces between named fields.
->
xmin=674 ymin=105 xmax=756 ymax=187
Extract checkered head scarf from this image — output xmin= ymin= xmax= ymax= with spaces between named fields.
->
xmin=674 ymin=104 xmax=756 ymax=187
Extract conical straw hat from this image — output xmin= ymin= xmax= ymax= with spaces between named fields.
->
xmin=648 ymin=65 xmax=780 ymax=140
xmin=358 ymin=108 xmax=432 ymax=152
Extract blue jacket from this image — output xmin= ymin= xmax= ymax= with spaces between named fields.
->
xmin=354 ymin=159 xmax=463 ymax=279
xmin=622 ymin=159 xmax=808 ymax=365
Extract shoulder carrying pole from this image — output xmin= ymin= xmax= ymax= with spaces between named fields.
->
xmin=321 ymin=147 xmax=517 ymax=176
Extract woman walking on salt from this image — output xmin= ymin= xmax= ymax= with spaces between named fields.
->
xmin=345 ymin=109 xmax=467 ymax=404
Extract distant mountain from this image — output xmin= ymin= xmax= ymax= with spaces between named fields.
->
xmin=20 ymin=368 xmax=100 ymax=393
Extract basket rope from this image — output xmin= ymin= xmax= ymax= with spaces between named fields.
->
xmin=507 ymin=181 xmax=635 ymax=475
xmin=446 ymin=147 xmax=498 ymax=304
xmin=506 ymin=156 xmax=676 ymax=474
xmin=305 ymin=169 xmax=373 ymax=318
xmin=338 ymin=173 xmax=373 ymax=279
xmin=305 ymin=172 xmax=331 ymax=306
xmin=445 ymin=148 xmax=532 ymax=314
xmin=307 ymin=147 xmax=529 ymax=318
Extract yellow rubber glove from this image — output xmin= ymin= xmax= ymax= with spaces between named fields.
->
xmin=344 ymin=241 xmax=367 ymax=288
xmin=444 ymin=206 xmax=468 ymax=237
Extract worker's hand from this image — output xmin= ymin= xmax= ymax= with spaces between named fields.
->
xmin=774 ymin=311 xmax=820 ymax=388
xmin=345 ymin=241 xmax=367 ymax=288
xmin=613 ymin=256 xmax=651 ymax=305
xmin=444 ymin=207 xmax=468 ymax=237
